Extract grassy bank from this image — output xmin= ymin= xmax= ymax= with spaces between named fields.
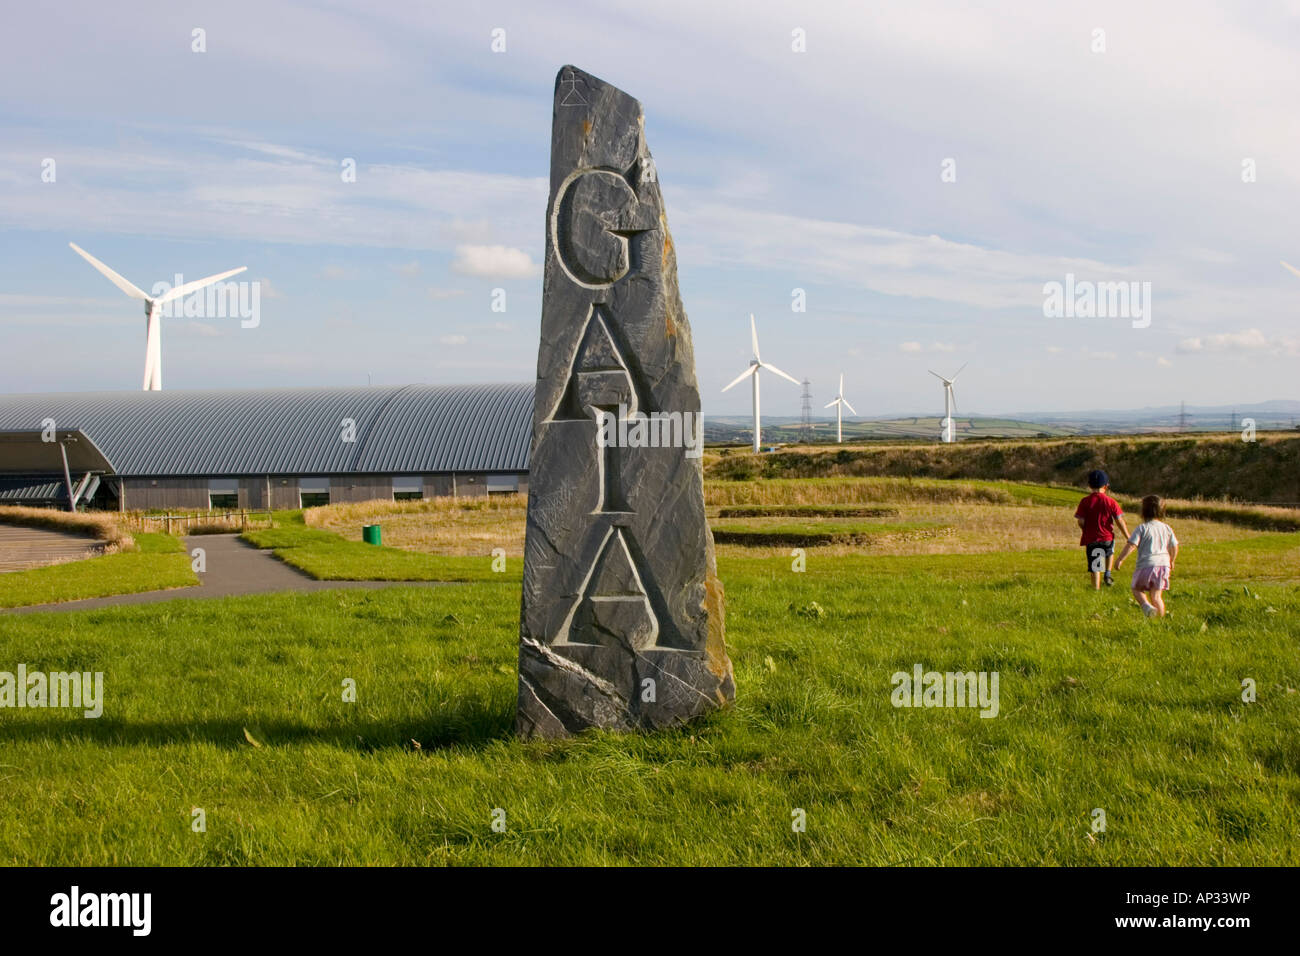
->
xmin=0 ymin=532 xmax=195 ymax=609
xmin=0 ymin=505 xmax=133 ymax=550
xmin=705 ymin=433 xmax=1300 ymax=504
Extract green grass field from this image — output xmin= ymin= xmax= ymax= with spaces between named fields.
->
xmin=242 ymin=522 xmax=515 ymax=582
xmin=0 ymin=532 xmax=195 ymax=609
xmin=1 ymin=515 xmax=1296 ymax=864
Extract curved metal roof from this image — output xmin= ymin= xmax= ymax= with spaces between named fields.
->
xmin=0 ymin=429 xmax=115 ymax=473
xmin=0 ymin=385 xmax=534 ymax=476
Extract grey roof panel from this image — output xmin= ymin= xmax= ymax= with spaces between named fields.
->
xmin=0 ymin=385 xmax=534 ymax=477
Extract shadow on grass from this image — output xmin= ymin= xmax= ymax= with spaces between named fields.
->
xmin=0 ymin=697 xmax=516 ymax=752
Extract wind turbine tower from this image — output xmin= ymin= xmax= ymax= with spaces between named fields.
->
xmin=721 ymin=314 xmax=799 ymax=453
xmin=824 ymin=373 xmax=857 ymax=443
xmin=69 ymin=243 xmax=246 ymax=391
xmin=929 ymin=364 xmax=966 ymax=444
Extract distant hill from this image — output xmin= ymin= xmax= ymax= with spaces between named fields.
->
xmin=704 ymin=400 xmax=1300 ymax=445
xmin=703 ymin=433 xmax=1300 ymax=505
xmin=705 ymin=416 xmax=1075 ymax=444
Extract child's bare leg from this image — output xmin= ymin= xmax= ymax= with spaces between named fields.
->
xmin=1150 ymin=589 xmax=1166 ymax=617
xmin=1132 ymin=587 xmax=1154 ymax=615
xmin=1091 ymin=571 xmax=1102 ymax=589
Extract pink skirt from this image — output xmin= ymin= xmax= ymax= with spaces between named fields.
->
xmin=1132 ymin=565 xmax=1171 ymax=591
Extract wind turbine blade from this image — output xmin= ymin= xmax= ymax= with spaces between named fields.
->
xmin=949 ymin=386 xmax=957 ymax=415
xmin=721 ymin=365 xmax=757 ymax=392
xmin=950 ymin=362 xmax=968 ymax=382
xmin=69 ymin=243 xmax=147 ymax=300
xmin=156 ymin=266 xmax=248 ymax=304
xmin=749 ymin=313 xmax=761 ymax=362
xmin=928 ymin=369 xmax=946 ymax=381
xmin=842 ymin=398 xmax=858 ymax=415
xmin=838 ymin=373 xmax=844 ymax=395
xmin=1283 ymin=261 xmax=1300 ymax=279
xmin=760 ymin=362 xmax=800 ymax=385
xmin=824 ymin=398 xmax=839 ymax=409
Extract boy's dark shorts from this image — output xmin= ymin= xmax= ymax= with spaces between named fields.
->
xmin=1084 ymin=540 xmax=1114 ymax=572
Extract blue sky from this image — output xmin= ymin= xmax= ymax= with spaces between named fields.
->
xmin=2 ymin=0 xmax=1298 ymax=417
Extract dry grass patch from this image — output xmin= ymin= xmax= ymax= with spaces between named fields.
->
xmin=0 ymin=505 xmax=133 ymax=551
xmin=305 ymin=495 xmax=527 ymax=556
xmin=117 ymin=510 xmax=273 ymax=535
xmin=713 ymin=504 xmax=1260 ymax=559
xmin=292 ymin=483 xmax=1268 ymax=561
xmin=704 ymin=477 xmax=1010 ymax=507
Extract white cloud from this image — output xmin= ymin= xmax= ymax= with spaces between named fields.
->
xmin=391 ymin=261 xmax=422 ymax=277
xmin=439 ymin=334 xmax=468 ymax=345
xmin=1045 ymin=345 xmax=1064 ymax=354
xmin=177 ymin=321 xmax=221 ymax=338
xmin=900 ymin=341 xmax=957 ymax=353
xmin=427 ymin=287 xmax=467 ymax=300
xmin=450 ymin=245 xmax=539 ymax=279
xmin=1156 ymin=356 xmax=1173 ymax=367
xmin=319 ymin=265 xmax=359 ymax=280
xmin=0 ymin=293 xmax=119 ymax=308
xmin=1177 ymin=328 xmax=1274 ymax=353
xmin=254 ymin=277 xmax=284 ymax=299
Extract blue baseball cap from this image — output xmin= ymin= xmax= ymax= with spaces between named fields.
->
xmin=1087 ymin=469 xmax=1109 ymax=488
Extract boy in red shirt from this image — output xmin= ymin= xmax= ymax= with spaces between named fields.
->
xmin=1075 ymin=469 xmax=1129 ymax=589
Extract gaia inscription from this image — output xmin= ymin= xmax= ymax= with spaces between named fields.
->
xmin=516 ymin=66 xmax=734 ymax=738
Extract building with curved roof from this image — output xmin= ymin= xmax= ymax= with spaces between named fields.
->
xmin=0 ymin=384 xmax=534 ymax=510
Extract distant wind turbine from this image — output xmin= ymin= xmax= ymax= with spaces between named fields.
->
xmin=929 ymin=363 xmax=966 ymax=444
xmin=824 ymin=373 xmax=857 ymax=443
xmin=69 ymin=243 xmax=246 ymax=390
xmin=721 ymin=314 xmax=799 ymax=453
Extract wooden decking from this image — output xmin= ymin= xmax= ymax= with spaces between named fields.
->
xmin=0 ymin=524 xmax=103 ymax=572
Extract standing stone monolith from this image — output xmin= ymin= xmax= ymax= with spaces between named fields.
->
xmin=516 ymin=65 xmax=734 ymax=738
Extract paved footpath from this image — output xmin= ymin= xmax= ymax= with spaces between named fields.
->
xmin=2 ymin=533 xmax=444 ymax=615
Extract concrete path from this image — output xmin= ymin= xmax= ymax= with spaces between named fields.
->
xmin=3 ymin=533 xmax=445 ymax=615
xmin=0 ymin=524 xmax=103 ymax=573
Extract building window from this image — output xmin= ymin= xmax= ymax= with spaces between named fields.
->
xmin=486 ymin=475 xmax=520 ymax=496
xmin=209 ymin=478 xmax=239 ymax=510
xmin=299 ymin=477 xmax=330 ymax=508
xmin=393 ymin=476 xmax=423 ymax=501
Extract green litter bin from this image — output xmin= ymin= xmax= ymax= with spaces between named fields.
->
xmin=362 ymin=525 xmax=382 ymax=546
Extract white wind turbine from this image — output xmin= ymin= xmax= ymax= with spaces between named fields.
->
xmin=721 ymin=314 xmax=799 ymax=453
xmin=69 ymin=243 xmax=246 ymax=391
xmin=824 ymin=372 xmax=857 ymax=443
xmin=929 ymin=363 xmax=966 ymax=443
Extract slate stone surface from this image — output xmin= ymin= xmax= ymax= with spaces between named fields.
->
xmin=516 ymin=65 xmax=735 ymax=738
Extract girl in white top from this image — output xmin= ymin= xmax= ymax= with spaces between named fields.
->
xmin=1114 ymin=494 xmax=1180 ymax=618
